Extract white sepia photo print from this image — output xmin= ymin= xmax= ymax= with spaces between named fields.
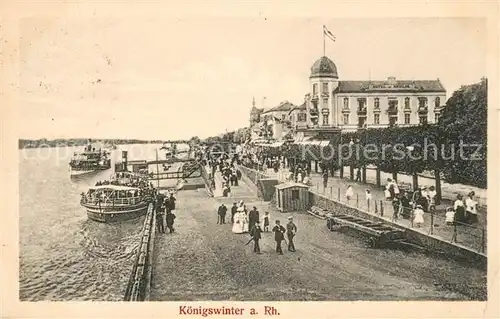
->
xmin=1 ymin=2 xmax=498 ymax=319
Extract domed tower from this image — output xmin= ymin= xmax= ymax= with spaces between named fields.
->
xmin=308 ymin=56 xmax=339 ymax=127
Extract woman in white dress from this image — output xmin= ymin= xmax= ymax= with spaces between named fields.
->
xmin=232 ymin=207 xmax=247 ymax=234
xmin=345 ymin=185 xmax=354 ymax=202
xmin=413 ymin=205 xmax=425 ymax=227
xmin=465 ymin=191 xmax=478 ymax=224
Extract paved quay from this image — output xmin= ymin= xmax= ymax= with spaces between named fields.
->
xmin=150 ymin=175 xmax=486 ymax=301
xmin=266 ymin=167 xmax=487 ymax=254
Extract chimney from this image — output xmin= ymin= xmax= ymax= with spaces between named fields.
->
xmin=121 ymin=151 xmax=128 ymax=171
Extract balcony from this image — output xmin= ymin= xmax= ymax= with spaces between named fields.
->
xmin=387 ymin=106 xmax=398 ymax=114
xmin=357 ymin=107 xmax=367 ymax=115
xmin=418 ymin=106 xmax=428 ymax=113
xmin=309 ymin=107 xmax=319 ymax=116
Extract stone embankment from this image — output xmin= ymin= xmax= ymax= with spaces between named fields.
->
xmin=123 ymin=204 xmax=156 ymax=301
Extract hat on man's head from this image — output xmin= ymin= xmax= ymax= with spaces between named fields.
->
xmin=288 ymin=216 xmax=293 ymax=220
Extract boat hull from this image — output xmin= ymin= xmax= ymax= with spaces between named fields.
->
xmin=69 ymin=166 xmax=110 ymax=178
xmin=83 ymin=202 xmax=150 ymax=223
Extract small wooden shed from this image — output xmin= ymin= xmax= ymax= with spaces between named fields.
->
xmin=275 ymin=182 xmax=309 ymax=213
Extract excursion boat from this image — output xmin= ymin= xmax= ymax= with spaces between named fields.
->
xmin=69 ymin=144 xmax=111 ymax=177
xmin=80 ymin=185 xmax=152 ymax=223
xmin=109 ymin=171 xmax=151 ymax=186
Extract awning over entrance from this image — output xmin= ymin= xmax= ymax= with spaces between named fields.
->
xmin=270 ymin=141 xmax=285 ymax=147
xmin=294 ymin=136 xmax=330 ymax=147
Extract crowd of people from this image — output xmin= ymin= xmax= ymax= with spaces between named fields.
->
xmin=345 ymin=177 xmax=479 ymax=228
xmin=217 ymin=200 xmax=298 ymax=255
xmin=205 ymin=152 xmax=243 ymax=197
xmin=95 ymin=172 xmax=150 ymax=189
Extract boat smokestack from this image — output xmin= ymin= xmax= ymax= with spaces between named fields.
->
xmin=122 ymin=151 xmax=128 ymax=171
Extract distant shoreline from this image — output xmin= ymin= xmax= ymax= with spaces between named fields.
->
xmin=18 ymin=139 xmax=164 ymax=150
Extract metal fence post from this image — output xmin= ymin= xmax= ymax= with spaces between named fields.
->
xmin=367 ymin=199 xmax=370 ymax=212
xmin=338 ymin=188 xmax=341 ymax=201
xmin=380 ymin=200 xmax=384 ymax=217
xmin=330 ymin=186 xmax=333 ymax=199
xmin=481 ymin=228 xmax=485 ymax=253
xmin=429 ymin=212 xmax=434 ymax=235
xmin=452 ymin=223 xmax=457 ymax=243
xmin=356 ymin=194 xmax=359 ymax=208
xmin=374 ymin=200 xmax=378 ymax=214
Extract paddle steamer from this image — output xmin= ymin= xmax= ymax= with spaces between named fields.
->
xmin=69 ymin=143 xmax=111 ymax=178
xmin=80 ymin=184 xmax=152 ymax=222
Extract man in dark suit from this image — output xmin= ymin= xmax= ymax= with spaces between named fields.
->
xmin=248 ymin=206 xmax=260 ymax=232
xmin=217 ymin=204 xmax=227 ymax=224
xmin=165 ymin=211 xmax=176 ymax=233
xmin=272 ymin=220 xmax=286 ymax=255
xmin=231 ymin=202 xmax=238 ymax=224
xmin=286 ymin=216 xmax=298 ymax=252
xmin=249 ymin=221 xmax=263 ymax=254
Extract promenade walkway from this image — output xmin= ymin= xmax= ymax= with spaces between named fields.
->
xmin=149 ymin=175 xmax=486 ymax=301
xmin=265 ymin=167 xmax=487 ymax=255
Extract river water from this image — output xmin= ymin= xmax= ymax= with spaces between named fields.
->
xmin=19 ymin=144 xmax=166 ymax=301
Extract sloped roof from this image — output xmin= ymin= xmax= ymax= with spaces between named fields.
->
xmin=275 ymin=182 xmax=309 ymax=190
xmin=261 ymin=101 xmax=297 ymax=114
xmin=288 ymin=102 xmax=307 ymax=115
xmin=337 ymin=80 xmax=445 ymax=93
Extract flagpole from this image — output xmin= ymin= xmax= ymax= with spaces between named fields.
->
xmin=323 ymin=26 xmax=326 ymax=56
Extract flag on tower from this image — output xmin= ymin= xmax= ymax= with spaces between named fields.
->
xmin=323 ymin=25 xmax=336 ymax=42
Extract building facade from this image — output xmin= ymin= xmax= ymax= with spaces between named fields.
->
xmin=250 ymin=101 xmax=297 ymax=141
xmin=304 ymin=56 xmax=446 ymax=134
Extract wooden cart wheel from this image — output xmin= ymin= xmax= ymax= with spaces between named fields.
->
xmin=369 ymin=237 xmax=378 ymax=248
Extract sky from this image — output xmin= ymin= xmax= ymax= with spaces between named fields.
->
xmin=18 ymin=17 xmax=487 ymax=140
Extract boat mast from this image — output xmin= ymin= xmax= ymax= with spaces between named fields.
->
xmin=155 ymin=148 xmax=160 ymax=188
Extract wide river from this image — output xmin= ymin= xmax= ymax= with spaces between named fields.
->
xmin=19 ymin=143 xmax=169 ymax=301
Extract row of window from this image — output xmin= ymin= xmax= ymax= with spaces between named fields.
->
xmin=330 ymin=113 xmax=439 ymax=125
xmin=280 ymin=112 xmax=307 ymax=123
xmin=312 ymin=83 xmax=329 ymax=95
xmin=345 ymin=96 xmax=440 ymax=109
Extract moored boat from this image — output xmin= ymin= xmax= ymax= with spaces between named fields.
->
xmin=80 ymin=185 xmax=152 ymax=223
xmin=69 ymin=143 xmax=111 ymax=178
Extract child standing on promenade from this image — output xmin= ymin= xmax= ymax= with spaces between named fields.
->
xmin=263 ymin=211 xmax=270 ymax=232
